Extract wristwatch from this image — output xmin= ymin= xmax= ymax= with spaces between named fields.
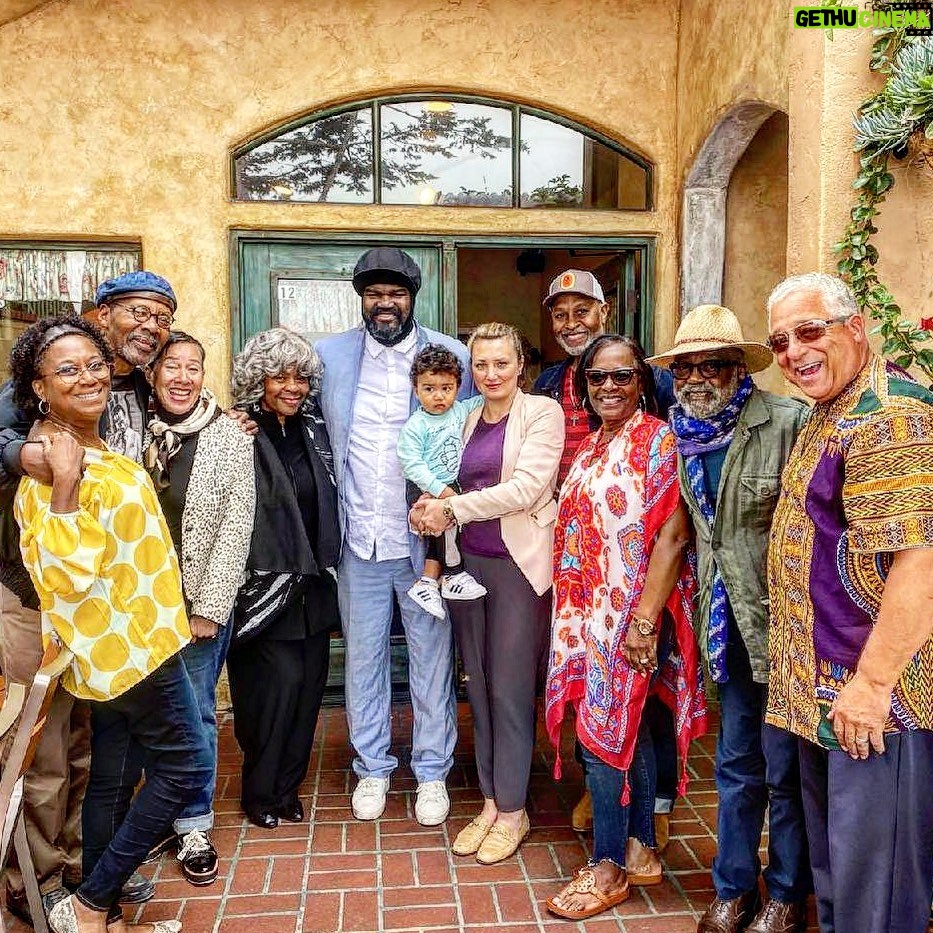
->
xmin=633 ymin=616 xmax=657 ymax=637
xmin=442 ymin=503 xmax=456 ymax=524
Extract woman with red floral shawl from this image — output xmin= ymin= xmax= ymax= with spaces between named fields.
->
xmin=545 ymin=335 xmax=708 ymax=921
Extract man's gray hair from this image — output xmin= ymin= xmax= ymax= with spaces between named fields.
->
xmin=231 ymin=327 xmax=323 ymax=407
xmin=767 ymin=273 xmax=859 ymax=321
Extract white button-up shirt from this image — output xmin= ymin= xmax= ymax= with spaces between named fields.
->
xmin=344 ymin=328 xmax=418 ymax=561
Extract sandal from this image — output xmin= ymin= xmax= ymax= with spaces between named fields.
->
xmin=545 ymin=865 xmax=630 ymax=920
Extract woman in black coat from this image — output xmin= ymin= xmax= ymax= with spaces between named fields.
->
xmin=228 ymin=327 xmax=340 ymax=829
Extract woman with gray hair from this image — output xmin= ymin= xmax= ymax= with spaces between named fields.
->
xmin=226 ymin=327 xmax=340 ymax=829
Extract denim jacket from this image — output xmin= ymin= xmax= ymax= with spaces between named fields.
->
xmin=677 ymin=387 xmax=809 ymax=683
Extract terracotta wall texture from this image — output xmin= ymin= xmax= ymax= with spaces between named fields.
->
xmin=1 ymin=0 xmax=931 ymax=394
xmin=786 ymin=26 xmax=933 ymax=328
xmin=0 ymin=0 xmax=680 ymax=396
xmin=723 ymin=112 xmax=789 ymax=395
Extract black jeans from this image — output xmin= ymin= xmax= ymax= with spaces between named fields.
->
xmin=79 ymin=654 xmax=212 ymax=911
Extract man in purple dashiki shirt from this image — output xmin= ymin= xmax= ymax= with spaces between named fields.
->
xmin=766 ymin=272 xmax=933 ymax=933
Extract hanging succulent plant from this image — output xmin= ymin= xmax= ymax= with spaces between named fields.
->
xmin=835 ymin=29 xmax=933 ymax=381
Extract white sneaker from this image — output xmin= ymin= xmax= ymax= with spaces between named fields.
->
xmin=352 ymin=776 xmax=390 ymax=821
xmin=408 ymin=577 xmax=446 ymax=619
xmin=441 ymin=571 xmax=487 ymax=601
xmin=414 ymin=780 xmax=450 ymax=826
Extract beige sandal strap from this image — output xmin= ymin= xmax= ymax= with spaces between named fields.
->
xmin=561 ymin=868 xmax=614 ymax=907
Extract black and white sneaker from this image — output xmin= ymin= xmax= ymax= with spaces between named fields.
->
xmin=177 ymin=829 xmax=219 ymax=886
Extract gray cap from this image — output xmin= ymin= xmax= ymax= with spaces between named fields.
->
xmin=543 ymin=269 xmax=605 ymax=307
xmin=352 ymin=247 xmax=422 ymax=297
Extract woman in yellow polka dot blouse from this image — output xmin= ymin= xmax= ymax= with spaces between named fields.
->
xmin=10 ymin=315 xmax=210 ymax=933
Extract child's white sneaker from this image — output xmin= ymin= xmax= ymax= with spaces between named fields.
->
xmin=408 ymin=577 xmax=445 ymax=618
xmin=441 ymin=571 xmax=487 ymax=600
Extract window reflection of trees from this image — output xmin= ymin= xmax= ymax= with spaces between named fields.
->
xmin=234 ymin=98 xmax=649 ymax=210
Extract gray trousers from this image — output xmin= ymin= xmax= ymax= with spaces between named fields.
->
xmin=448 ymin=552 xmax=550 ymax=812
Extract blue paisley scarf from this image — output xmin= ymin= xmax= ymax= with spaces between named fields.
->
xmin=669 ymin=375 xmax=754 ymax=682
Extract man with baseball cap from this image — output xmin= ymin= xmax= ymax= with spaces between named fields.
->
xmin=0 ymin=270 xmax=177 ymax=921
xmin=648 ymin=305 xmax=811 ymax=933
xmin=534 ymin=268 xmax=675 ymax=488
xmin=316 ymin=247 xmax=472 ymax=828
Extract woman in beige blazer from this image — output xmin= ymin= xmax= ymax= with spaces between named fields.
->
xmin=412 ymin=322 xmax=564 ymax=865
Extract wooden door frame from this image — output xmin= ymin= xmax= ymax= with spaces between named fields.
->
xmin=229 ymin=229 xmax=657 ymax=350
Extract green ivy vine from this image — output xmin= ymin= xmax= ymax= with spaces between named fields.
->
xmin=833 ymin=25 xmax=933 ymax=379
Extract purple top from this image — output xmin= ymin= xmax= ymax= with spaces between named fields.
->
xmin=458 ymin=415 xmax=510 ymax=559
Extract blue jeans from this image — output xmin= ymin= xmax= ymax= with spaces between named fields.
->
xmin=173 ymin=620 xmax=233 ymax=834
xmin=713 ymin=626 xmax=810 ymax=902
xmin=338 ymin=550 xmax=457 ymax=782
xmin=642 ymin=695 xmax=678 ymax=813
xmin=80 ymin=654 xmax=212 ymax=911
xmin=582 ymin=719 xmax=656 ymax=867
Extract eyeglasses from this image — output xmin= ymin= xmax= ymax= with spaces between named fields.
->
xmin=584 ymin=367 xmax=636 ymax=387
xmin=44 ymin=359 xmax=112 ymax=384
xmin=766 ymin=315 xmax=850 ymax=353
xmin=113 ymin=303 xmax=174 ymax=330
xmin=669 ymin=359 xmax=737 ymax=380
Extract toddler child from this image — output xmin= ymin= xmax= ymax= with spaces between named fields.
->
xmin=397 ymin=344 xmax=486 ymax=618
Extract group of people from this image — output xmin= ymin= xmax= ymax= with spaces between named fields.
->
xmin=0 ymin=248 xmax=930 ymax=933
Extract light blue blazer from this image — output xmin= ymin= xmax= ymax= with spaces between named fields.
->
xmin=316 ymin=324 xmax=473 ymax=571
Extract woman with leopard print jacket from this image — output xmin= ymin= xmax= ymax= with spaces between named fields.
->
xmin=145 ymin=331 xmax=256 ymax=887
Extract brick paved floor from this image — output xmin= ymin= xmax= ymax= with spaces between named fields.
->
xmin=4 ymin=701 xmax=827 ymax=933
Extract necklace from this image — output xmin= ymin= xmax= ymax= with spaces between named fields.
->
xmin=566 ymin=367 xmax=585 ymax=426
xmin=42 ymin=412 xmax=106 ymax=450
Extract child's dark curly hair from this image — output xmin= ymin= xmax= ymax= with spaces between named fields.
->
xmin=410 ymin=343 xmax=463 ymax=388
xmin=9 ymin=314 xmax=114 ymax=420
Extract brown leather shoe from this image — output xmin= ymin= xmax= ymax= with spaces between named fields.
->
xmin=697 ymin=890 xmax=762 ymax=933
xmin=746 ymin=898 xmax=807 ymax=933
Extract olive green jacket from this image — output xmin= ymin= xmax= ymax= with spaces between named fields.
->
xmin=677 ymin=387 xmax=809 ymax=684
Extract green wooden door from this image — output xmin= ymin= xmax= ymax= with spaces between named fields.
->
xmin=235 ymin=238 xmax=445 ymax=702
xmin=234 ymin=240 xmax=443 ymax=350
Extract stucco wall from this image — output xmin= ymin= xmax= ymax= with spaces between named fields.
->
xmin=0 ymin=0 xmax=681 ymax=397
xmin=786 ymin=27 xmax=933 ymax=328
xmin=676 ymin=0 xmax=788 ymax=179
xmin=722 ymin=112 xmax=788 ymax=393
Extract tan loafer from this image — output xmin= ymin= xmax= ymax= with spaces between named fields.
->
xmin=571 ymin=790 xmax=593 ymax=831
xmin=654 ymin=811 xmax=670 ymax=853
xmin=475 ymin=812 xmax=530 ymax=864
xmin=451 ymin=816 xmax=493 ymax=856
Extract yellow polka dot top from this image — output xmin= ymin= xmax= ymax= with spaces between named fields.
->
xmin=14 ymin=446 xmax=191 ymax=701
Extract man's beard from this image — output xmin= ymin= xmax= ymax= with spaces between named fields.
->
xmin=110 ymin=330 xmax=159 ymax=368
xmin=363 ymin=307 xmax=415 ymax=346
xmin=556 ymin=330 xmax=599 ymax=357
xmin=676 ymin=370 xmax=741 ymax=420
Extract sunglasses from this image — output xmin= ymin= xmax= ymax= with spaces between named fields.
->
xmin=766 ymin=315 xmax=850 ymax=353
xmin=669 ymin=359 xmax=736 ymax=380
xmin=584 ymin=367 xmax=636 ymax=387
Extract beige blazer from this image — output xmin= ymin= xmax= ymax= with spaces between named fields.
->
xmin=448 ymin=391 xmax=564 ymax=595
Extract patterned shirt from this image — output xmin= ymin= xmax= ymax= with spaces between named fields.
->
xmin=767 ymin=356 xmax=933 ymax=747
xmin=557 ymin=364 xmax=591 ymax=489
xmin=15 ymin=446 xmax=190 ymax=701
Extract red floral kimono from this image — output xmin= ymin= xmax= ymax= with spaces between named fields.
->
xmin=545 ymin=412 xmax=708 ymax=794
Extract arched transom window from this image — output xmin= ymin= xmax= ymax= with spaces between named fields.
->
xmin=233 ymin=95 xmax=651 ymax=210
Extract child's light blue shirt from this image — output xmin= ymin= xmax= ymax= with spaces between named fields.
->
xmin=397 ymin=395 xmax=484 ymax=496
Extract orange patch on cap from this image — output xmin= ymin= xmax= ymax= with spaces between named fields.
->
xmin=560 ymin=272 xmax=576 ymax=289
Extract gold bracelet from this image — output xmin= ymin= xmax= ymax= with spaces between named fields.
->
xmin=632 ymin=616 xmax=657 ymax=637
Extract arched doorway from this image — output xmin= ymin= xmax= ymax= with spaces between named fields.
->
xmin=680 ymin=101 xmax=781 ymax=312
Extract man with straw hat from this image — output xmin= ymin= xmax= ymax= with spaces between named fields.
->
xmin=648 ymin=305 xmax=812 ymax=933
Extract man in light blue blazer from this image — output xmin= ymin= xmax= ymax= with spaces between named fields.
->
xmin=316 ymin=247 xmax=473 ymax=827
